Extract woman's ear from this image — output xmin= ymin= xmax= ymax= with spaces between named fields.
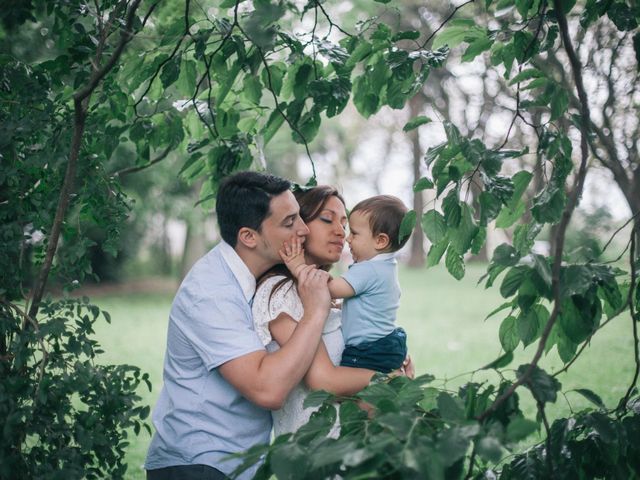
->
xmin=375 ymin=233 xmax=390 ymax=251
xmin=237 ymin=227 xmax=258 ymax=249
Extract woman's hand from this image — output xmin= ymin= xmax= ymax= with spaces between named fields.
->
xmin=296 ymin=265 xmax=331 ymax=319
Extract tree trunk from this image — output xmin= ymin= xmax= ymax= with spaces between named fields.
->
xmin=407 ymin=94 xmax=426 ymax=268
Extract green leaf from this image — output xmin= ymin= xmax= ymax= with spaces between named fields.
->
xmin=438 ymin=425 xmax=477 ymax=466
xmin=495 ymin=200 xmax=526 ymax=228
xmin=471 ymin=226 xmax=487 ymax=254
xmin=573 ymin=388 xmax=606 ymax=410
xmin=303 ymin=389 xmax=334 ymax=408
xmin=513 ymin=30 xmax=535 ymax=63
xmin=560 ymin=0 xmax=577 ymax=14
xmin=516 ymin=306 xmax=541 ymax=347
xmin=531 ymin=187 xmax=566 ymax=224
xmin=486 ymin=301 xmax=514 ymax=320
xmin=516 ymin=364 xmax=561 ymax=404
xmin=462 ymin=37 xmax=494 ymax=62
xmin=392 ymin=30 xmax=421 ymax=41
xmin=513 ymin=222 xmax=542 ymax=256
xmin=432 ymin=25 xmax=470 ymax=50
xmin=550 ymin=87 xmax=569 ymax=120
xmin=242 ymin=75 xmax=262 ymax=104
xmin=437 ymin=391 xmax=465 ymax=421
xmin=403 ymin=115 xmax=432 ymax=132
xmin=261 ymin=107 xmax=286 ymax=145
xmin=479 ymin=191 xmax=502 ymax=226
xmin=510 ymin=171 xmax=533 ymax=203
xmin=442 ymin=191 xmax=461 ymax=227
xmin=445 ymin=248 xmax=465 ymax=280
xmin=414 ymin=177 xmax=434 ymax=191
xmin=261 ymin=62 xmax=286 ymax=96
xmin=399 ymin=210 xmax=416 ymax=243
xmin=427 ymin=239 xmax=449 ymax=267
xmin=506 ymin=417 xmax=538 ymax=442
xmin=422 ymin=210 xmax=447 ymax=244
xmin=482 ymin=350 xmax=514 ymax=370
xmin=509 ymin=69 xmax=543 ymax=87
xmin=500 ymin=266 xmax=529 ymax=298
xmin=560 ymin=265 xmax=595 ymax=298
xmin=449 ymin=203 xmax=479 ymax=254
xmin=160 ymin=56 xmax=181 ymax=88
xmin=607 ymin=2 xmax=639 ymax=31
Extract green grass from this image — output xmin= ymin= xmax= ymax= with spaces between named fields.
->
xmin=90 ymin=263 xmax=636 ymax=479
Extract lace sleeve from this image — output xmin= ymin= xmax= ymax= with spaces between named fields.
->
xmin=252 ymin=276 xmax=304 ymax=346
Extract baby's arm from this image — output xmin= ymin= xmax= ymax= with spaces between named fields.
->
xmin=279 ymin=238 xmax=355 ymax=299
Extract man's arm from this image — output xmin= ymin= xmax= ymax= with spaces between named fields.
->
xmin=218 ymin=265 xmax=331 ymax=410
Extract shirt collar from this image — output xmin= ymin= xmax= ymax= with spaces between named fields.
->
xmin=218 ymin=241 xmax=256 ymax=303
xmin=367 ymin=252 xmax=397 ymax=262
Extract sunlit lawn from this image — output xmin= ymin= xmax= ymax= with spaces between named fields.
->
xmin=91 ymin=263 xmax=636 ymax=479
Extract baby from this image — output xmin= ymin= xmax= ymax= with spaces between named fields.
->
xmin=281 ymin=194 xmax=410 ymax=373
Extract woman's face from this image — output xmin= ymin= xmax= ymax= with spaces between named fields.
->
xmin=304 ymin=195 xmax=347 ymax=266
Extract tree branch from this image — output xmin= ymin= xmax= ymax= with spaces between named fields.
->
xmin=478 ymin=0 xmax=593 ymax=422
xmin=27 ymin=0 xmax=144 ymax=320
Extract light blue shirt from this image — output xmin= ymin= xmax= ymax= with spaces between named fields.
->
xmin=145 ymin=241 xmax=270 ymax=479
xmin=341 ymin=253 xmax=401 ymax=345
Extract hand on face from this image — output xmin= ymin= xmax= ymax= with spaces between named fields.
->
xmin=296 ymin=264 xmax=331 ymax=318
xmin=279 ymin=236 xmax=307 ymax=278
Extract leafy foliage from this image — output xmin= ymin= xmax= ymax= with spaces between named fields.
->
xmin=3 ymin=0 xmax=640 ymax=477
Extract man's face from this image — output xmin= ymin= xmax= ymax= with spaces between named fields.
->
xmin=256 ymin=190 xmax=309 ymax=265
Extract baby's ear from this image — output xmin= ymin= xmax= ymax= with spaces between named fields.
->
xmin=375 ymin=233 xmax=390 ymax=251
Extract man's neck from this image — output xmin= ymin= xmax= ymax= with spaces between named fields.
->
xmin=234 ymin=246 xmax=273 ymax=279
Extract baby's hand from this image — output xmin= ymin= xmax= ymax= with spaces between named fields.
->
xmin=279 ymin=237 xmax=307 ymax=278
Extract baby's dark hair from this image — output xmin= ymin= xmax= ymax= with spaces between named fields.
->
xmin=351 ymin=195 xmax=410 ymax=252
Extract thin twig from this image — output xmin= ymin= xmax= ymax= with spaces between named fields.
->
xmin=113 ymin=145 xmax=172 ymax=177
xmin=254 ymin=46 xmax=316 ymax=180
xmin=537 ymin=400 xmax=554 ymax=477
xmin=422 ymin=0 xmax=476 ymax=49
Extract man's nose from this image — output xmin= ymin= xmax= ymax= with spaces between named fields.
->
xmin=297 ymin=219 xmax=310 ymax=236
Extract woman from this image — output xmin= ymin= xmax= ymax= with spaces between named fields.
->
xmin=252 ymin=186 xmax=385 ymax=436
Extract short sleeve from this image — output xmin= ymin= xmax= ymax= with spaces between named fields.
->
xmin=171 ymin=286 xmax=265 ymax=370
xmin=341 ymin=261 xmax=376 ymax=295
xmin=252 ymin=276 xmax=304 ymax=346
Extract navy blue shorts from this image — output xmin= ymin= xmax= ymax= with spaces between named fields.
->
xmin=340 ymin=327 xmax=407 ymax=373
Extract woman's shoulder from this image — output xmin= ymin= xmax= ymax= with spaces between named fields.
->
xmin=253 ymin=274 xmax=303 ymax=322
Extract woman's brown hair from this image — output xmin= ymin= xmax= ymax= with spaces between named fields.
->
xmin=257 ymin=185 xmax=345 ymax=302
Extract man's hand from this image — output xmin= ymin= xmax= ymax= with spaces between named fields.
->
xmin=296 ymin=265 xmax=331 ymax=321
xmin=388 ymin=355 xmax=415 ymax=379
xmin=279 ymin=237 xmax=307 ymax=278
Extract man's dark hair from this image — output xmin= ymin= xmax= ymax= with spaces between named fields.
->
xmin=216 ymin=171 xmax=291 ymax=247
xmin=351 ymin=195 xmax=410 ymax=252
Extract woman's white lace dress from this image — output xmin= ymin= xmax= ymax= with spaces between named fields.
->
xmin=252 ymin=275 xmax=343 ymax=437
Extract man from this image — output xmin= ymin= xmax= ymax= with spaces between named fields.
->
xmin=145 ymin=171 xmax=332 ymax=479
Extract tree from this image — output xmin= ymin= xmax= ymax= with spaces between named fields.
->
xmin=2 ymin=0 xmax=640 ymax=478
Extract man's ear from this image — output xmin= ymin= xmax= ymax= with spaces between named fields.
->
xmin=375 ymin=233 xmax=390 ymax=251
xmin=237 ymin=227 xmax=258 ymax=249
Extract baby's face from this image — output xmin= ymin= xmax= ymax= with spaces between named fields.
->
xmin=346 ymin=210 xmax=379 ymax=262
